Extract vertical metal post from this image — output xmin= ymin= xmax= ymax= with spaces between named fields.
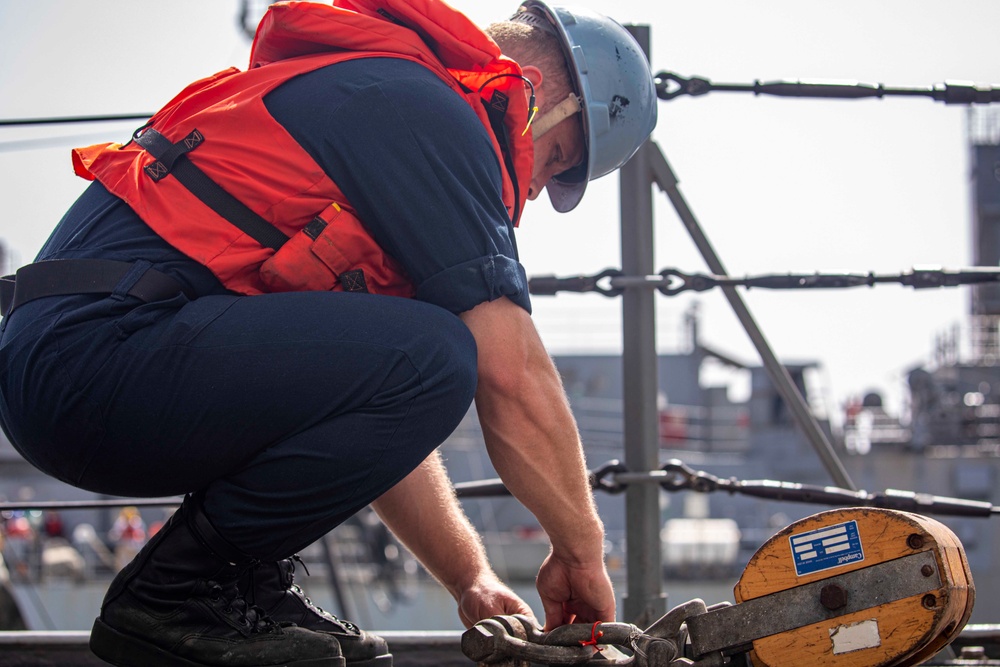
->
xmin=620 ymin=24 xmax=666 ymax=627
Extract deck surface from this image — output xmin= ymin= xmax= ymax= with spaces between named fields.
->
xmin=4 ymin=626 xmax=1000 ymax=666
xmin=0 ymin=630 xmax=468 ymax=667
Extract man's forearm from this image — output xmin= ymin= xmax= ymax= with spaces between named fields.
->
xmin=474 ymin=357 xmax=605 ymax=563
xmin=370 ymin=450 xmax=491 ymax=599
xmin=460 ymin=298 xmax=605 ymax=565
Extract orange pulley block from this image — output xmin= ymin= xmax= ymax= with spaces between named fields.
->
xmin=463 ymin=507 xmax=974 ymax=666
xmin=688 ymin=507 xmax=975 ymax=667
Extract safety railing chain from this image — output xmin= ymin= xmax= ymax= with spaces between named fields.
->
xmin=3 ymin=458 xmax=996 ymax=518
xmin=528 ymin=266 xmax=1000 ymax=298
xmin=454 ymin=458 xmax=1000 ymax=518
xmin=655 ymin=71 xmax=1000 ymax=105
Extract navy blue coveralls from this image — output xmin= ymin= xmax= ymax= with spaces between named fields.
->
xmin=0 ymin=58 xmax=532 ymax=562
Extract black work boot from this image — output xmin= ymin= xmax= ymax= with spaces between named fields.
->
xmin=242 ymin=557 xmax=392 ymax=666
xmin=89 ymin=496 xmax=345 ymax=667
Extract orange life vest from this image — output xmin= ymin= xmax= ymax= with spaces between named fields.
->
xmin=72 ymin=0 xmax=534 ymax=297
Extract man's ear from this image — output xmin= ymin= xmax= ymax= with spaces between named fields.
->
xmin=521 ymin=65 xmax=543 ymax=89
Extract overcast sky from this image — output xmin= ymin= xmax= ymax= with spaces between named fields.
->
xmin=2 ymin=1 xmax=999 ymax=426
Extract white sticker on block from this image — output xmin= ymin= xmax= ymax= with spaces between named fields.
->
xmin=830 ymin=619 xmax=881 ymax=655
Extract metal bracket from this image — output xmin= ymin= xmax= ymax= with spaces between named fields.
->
xmin=686 ymin=550 xmax=942 ymax=658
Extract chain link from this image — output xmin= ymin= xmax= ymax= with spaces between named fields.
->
xmin=529 ymin=266 xmax=1000 ymax=298
xmin=587 ymin=459 xmax=995 ymax=518
xmin=590 ymin=460 xmax=630 ymax=494
xmin=456 ymin=457 xmax=995 ymax=516
xmin=462 ymin=600 xmax=741 ymax=667
xmin=654 ymin=71 xmax=1000 ymax=105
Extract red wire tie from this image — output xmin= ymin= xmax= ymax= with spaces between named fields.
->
xmin=579 ymin=621 xmax=604 ymax=652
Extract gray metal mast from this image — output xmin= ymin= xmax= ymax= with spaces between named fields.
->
xmin=620 ymin=25 xmax=667 ymax=628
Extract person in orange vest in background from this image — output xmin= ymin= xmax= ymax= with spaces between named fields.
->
xmin=0 ymin=1 xmax=657 ymax=666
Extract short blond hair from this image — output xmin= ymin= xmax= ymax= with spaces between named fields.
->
xmin=485 ymin=21 xmax=573 ymax=114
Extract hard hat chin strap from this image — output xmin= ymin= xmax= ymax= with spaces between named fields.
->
xmin=531 ymin=93 xmax=582 ymax=139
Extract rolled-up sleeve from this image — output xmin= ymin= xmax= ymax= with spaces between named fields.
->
xmin=417 ymin=255 xmax=529 ymax=314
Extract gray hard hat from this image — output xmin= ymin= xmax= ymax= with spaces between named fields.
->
xmin=513 ymin=1 xmax=658 ymax=212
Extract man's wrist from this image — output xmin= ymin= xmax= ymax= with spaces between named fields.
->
xmin=444 ymin=563 xmax=499 ymax=600
xmin=549 ymin=520 xmax=606 ymax=566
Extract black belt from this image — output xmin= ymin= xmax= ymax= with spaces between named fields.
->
xmin=0 ymin=259 xmax=190 ymax=318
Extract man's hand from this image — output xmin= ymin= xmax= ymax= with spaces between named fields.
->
xmin=456 ymin=571 xmax=537 ymax=629
xmin=536 ymin=552 xmax=616 ymax=630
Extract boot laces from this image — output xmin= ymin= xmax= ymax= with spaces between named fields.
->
xmin=289 ymin=555 xmax=359 ymax=634
xmin=207 ymin=581 xmax=278 ymax=633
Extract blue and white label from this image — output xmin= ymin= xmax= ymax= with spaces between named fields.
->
xmin=789 ymin=519 xmax=864 ymax=576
